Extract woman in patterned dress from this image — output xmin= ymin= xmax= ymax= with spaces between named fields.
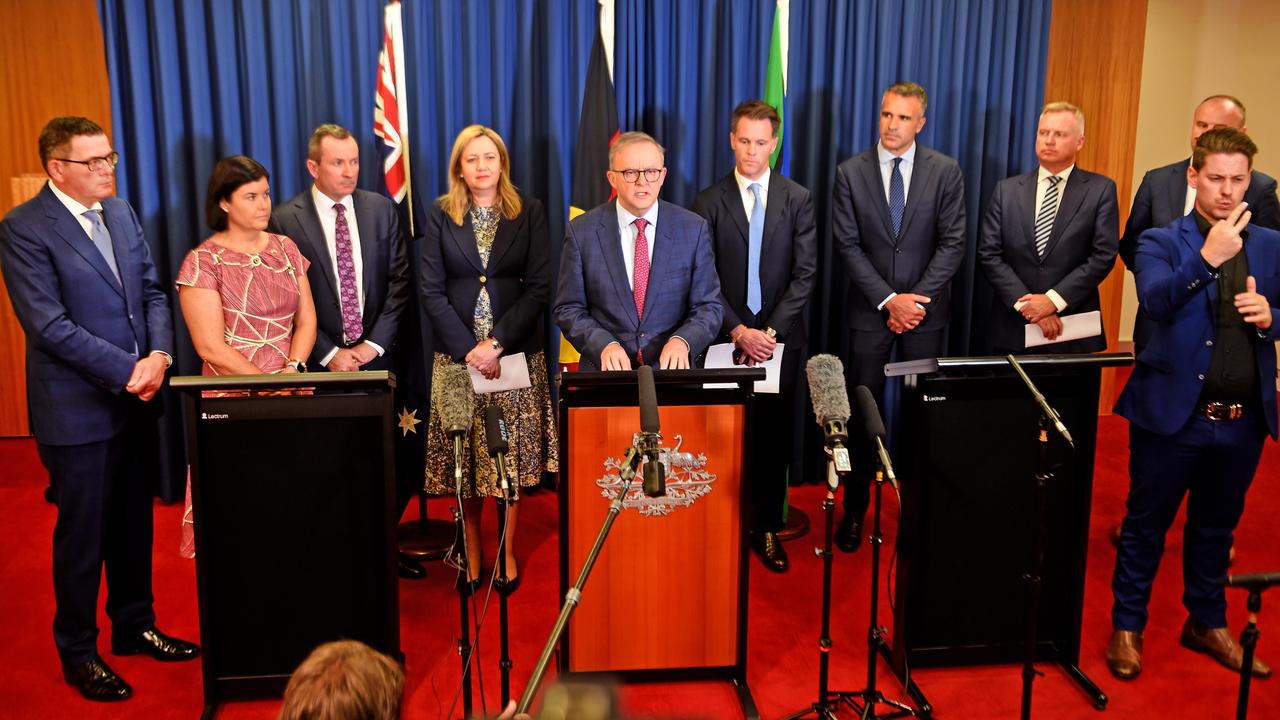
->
xmin=421 ymin=125 xmax=557 ymax=593
xmin=175 ymin=156 xmax=317 ymax=557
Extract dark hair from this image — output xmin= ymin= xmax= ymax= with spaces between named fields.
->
xmin=38 ymin=116 xmax=106 ymax=172
xmin=1192 ymin=127 xmax=1258 ymax=171
xmin=278 ymin=640 xmax=404 ymax=720
xmin=884 ymin=81 xmax=929 ymax=113
xmin=308 ymin=124 xmax=353 ymax=162
xmin=730 ymin=99 xmax=781 ymax=136
xmin=205 ymin=155 xmax=270 ymax=231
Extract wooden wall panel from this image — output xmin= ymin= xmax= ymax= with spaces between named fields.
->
xmin=1043 ymin=0 xmax=1149 ymax=413
xmin=0 ymin=0 xmax=112 ymax=436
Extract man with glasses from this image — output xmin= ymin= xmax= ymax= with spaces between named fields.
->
xmin=0 ymin=116 xmax=199 ymax=702
xmin=555 ymin=131 xmax=722 ymax=371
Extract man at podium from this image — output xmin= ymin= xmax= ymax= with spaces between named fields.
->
xmin=555 ymin=131 xmax=722 ymax=371
xmin=1109 ymin=127 xmax=1280 ymax=681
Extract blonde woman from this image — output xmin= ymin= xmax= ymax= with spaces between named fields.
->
xmin=420 ymin=125 xmax=557 ymax=594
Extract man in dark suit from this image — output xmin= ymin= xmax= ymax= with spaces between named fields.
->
xmin=555 ymin=131 xmax=722 ymax=371
xmin=978 ymin=101 xmax=1118 ymax=354
xmin=0 ymin=116 xmax=199 ymax=701
xmin=831 ymin=81 xmax=967 ymax=552
xmin=1107 ymin=128 xmax=1277 ymax=681
xmin=1121 ymin=95 xmax=1280 ymax=353
xmin=693 ymin=100 xmax=816 ymax=572
xmin=269 ymin=124 xmax=421 ymax=579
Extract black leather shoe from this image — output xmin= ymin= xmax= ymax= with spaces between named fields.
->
xmin=111 ymin=627 xmax=201 ymax=662
xmin=835 ymin=513 xmax=862 ymax=553
xmin=456 ymin=574 xmax=483 ymax=596
xmin=753 ymin=532 xmax=790 ymax=573
xmin=398 ymin=553 xmax=426 ymax=579
xmin=62 ymin=654 xmax=132 ymax=701
xmin=498 ymin=571 xmax=521 ymax=596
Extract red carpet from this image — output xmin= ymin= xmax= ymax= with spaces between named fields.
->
xmin=1 ymin=414 xmax=1278 ymax=719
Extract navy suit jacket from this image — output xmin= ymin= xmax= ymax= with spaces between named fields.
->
xmin=0 ymin=185 xmax=173 ymax=445
xmin=692 ymin=172 xmax=817 ymax=347
xmin=1114 ymin=214 xmax=1280 ymax=439
xmin=420 ymin=197 xmax=550 ymax=360
xmin=554 ymin=200 xmax=723 ymax=370
xmin=832 ymin=144 xmax=967 ymax=332
xmin=978 ymin=167 xmax=1119 ymax=353
xmin=269 ymin=187 xmax=409 ymax=369
xmin=1120 ymin=159 xmax=1280 ymax=350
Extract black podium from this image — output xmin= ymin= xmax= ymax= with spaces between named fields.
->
xmin=555 ymin=368 xmax=764 ymax=719
xmin=883 ymin=353 xmax=1132 ymax=709
xmin=173 ymin=371 xmax=401 ymax=719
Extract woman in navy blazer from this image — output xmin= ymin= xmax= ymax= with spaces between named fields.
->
xmin=420 ymin=125 xmax=557 ymax=593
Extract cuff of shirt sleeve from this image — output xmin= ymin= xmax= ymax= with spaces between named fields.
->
xmin=1046 ymin=289 xmax=1068 ymax=312
xmin=149 ymin=350 xmax=173 ymax=369
xmin=319 ymin=347 xmax=339 ymax=367
xmin=364 ymin=340 xmax=385 ymax=357
xmin=877 ymin=292 xmax=897 ymax=311
xmin=670 ymin=336 xmax=690 ymax=351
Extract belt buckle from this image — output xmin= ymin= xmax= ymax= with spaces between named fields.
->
xmin=1202 ymin=402 xmax=1243 ymax=421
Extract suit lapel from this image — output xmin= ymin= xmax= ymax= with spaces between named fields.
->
xmin=760 ymin=176 xmax=784 ymax=259
xmin=857 ymin=152 xmax=896 ymax=242
xmin=1017 ymin=172 xmax=1038 ymax=255
xmin=41 ymin=190 xmax=124 ymax=298
xmin=293 ymin=192 xmax=339 ymax=296
xmin=899 ymin=149 xmax=934 ymax=240
xmin=488 ymin=208 xmax=521 ymax=270
xmin=598 ymin=203 xmax=638 ymax=327
xmin=720 ymin=176 xmax=750 ymax=247
xmin=1166 ymin=161 xmax=1190 ymax=220
xmin=643 ymin=204 xmax=676 ymax=321
xmin=351 ymin=191 xmax=380 ymax=299
xmin=448 ymin=211 xmax=486 ymax=274
xmin=1042 ymin=170 xmax=1089 ymax=260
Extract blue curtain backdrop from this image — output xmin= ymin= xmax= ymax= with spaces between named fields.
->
xmin=97 ymin=0 xmax=1051 ymax=497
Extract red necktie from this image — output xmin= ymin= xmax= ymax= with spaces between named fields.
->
xmin=632 ymin=218 xmax=650 ymax=364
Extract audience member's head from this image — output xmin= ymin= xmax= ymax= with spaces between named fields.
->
xmin=278 ymin=640 xmax=404 ymax=720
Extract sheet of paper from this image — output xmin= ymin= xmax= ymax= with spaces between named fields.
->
xmin=468 ymin=352 xmax=532 ymax=394
xmin=702 ymin=342 xmax=784 ymax=393
xmin=1024 ymin=310 xmax=1102 ymax=348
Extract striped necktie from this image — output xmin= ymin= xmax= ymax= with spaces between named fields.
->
xmin=1034 ymin=176 xmax=1062 ymax=258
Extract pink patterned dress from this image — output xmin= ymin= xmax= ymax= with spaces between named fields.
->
xmin=175 ymin=234 xmax=310 ymax=374
xmin=175 ymin=233 xmax=310 ymax=557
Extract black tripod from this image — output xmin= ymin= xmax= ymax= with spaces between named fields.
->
xmin=450 ymin=501 xmax=475 ymax=717
xmin=1224 ymin=572 xmax=1280 ymax=719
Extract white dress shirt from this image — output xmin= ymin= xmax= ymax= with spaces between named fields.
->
xmin=734 ymin=166 xmax=771 ymax=219
xmin=615 ymin=201 xmax=659 ymax=291
xmin=310 ymin=185 xmax=383 ymax=364
xmin=1022 ymin=165 xmax=1075 ymax=312
xmin=48 ymin=180 xmax=103 ymax=240
xmin=875 ymin=142 xmax=918 ymax=311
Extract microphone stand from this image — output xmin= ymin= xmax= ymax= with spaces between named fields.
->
xmin=1225 ymin=582 xmax=1272 ymax=719
xmin=449 ymin=430 xmax=475 ymax=718
xmin=494 ymin=444 xmax=517 ymax=708
xmin=1005 ymin=355 xmax=1078 ymax=720
xmin=515 ymin=445 xmax=642 ymax=715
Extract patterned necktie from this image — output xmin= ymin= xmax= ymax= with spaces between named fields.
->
xmin=1035 ymin=176 xmax=1062 ymax=258
xmin=747 ymin=183 xmax=764 ymax=314
xmin=82 ymin=210 xmax=122 ymax=283
xmin=333 ymin=203 xmax=363 ymax=343
xmin=632 ymin=217 xmax=650 ymax=319
xmin=889 ymin=157 xmax=905 ymax=238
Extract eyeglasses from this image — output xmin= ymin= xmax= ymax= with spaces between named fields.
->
xmin=52 ymin=152 xmax=120 ymax=173
xmin=611 ymin=167 xmax=663 ymax=183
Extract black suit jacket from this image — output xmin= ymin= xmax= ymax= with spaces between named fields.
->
xmin=978 ymin=168 xmax=1119 ymax=353
xmin=269 ymin=188 xmax=409 ymax=369
xmin=692 ymin=172 xmax=817 ymax=347
xmin=832 ymin=145 xmax=967 ymax=332
xmin=420 ymin=197 xmax=550 ymax=361
xmin=1120 ymin=160 xmax=1279 ymax=350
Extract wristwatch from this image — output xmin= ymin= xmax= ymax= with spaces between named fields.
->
xmin=488 ymin=337 xmax=502 ymax=352
xmin=764 ymin=327 xmax=778 ymax=340
xmin=286 ymin=358 xmax=307 ymax=372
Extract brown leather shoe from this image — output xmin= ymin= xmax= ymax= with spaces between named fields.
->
xmin=1180 ymin=617 xmax=1272 ymax=677
xmin=1106 ymin=630 xmax=1143 ymax=679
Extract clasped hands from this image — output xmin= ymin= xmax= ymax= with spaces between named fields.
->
xmin=731 ymin=325 xmax=776 ymax=367
xmin=885 ymin=293 xmax=930 ymax=334
xmin=1016 ymin=293 xmax=1063 ymax=341
xmin=599 ymin=337 xmax=690 ymax=371
xmin=327 ymin=342 xmax=380 ymax=372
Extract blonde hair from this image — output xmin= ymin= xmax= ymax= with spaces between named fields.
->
xmin=278 ymin=640 xmax=403 ymax=720
xmin=1041 ymin=101 xmax=1086 ymax=136
xmin=438 ymin=124 xmax=522 ymax=225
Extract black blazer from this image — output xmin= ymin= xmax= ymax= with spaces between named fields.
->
xmin=692 ymin=172 xmax=817 ymax=346
xmin=420 ymin=197 xmax=550 ymax=361
xmin=832 ymin=144 xmax=967 ymax=333
xmin=978 ymin=167 xmax=1119 ymax=353
xmin=1120 ymin=160 xmax=1280 ymax=351
xmin=269 ymin=188 xmax=409 ymax=369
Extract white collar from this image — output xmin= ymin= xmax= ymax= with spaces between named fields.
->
xmin=877 ymin=141 xmax=917 ymax=166
xmin=734 ymin=166 xmax=772 ymax=194
xmin=48 ymin=180 xmax=103 ymax=216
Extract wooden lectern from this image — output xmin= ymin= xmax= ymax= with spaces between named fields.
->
xmin=556 ymin=368 xmax=764 ymax=718
xmin=885 ymin=353 xmax=1133 ymax=710
xmin=172 ymin=371 xmax=400 ymax=719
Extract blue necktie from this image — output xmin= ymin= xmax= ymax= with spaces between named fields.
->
xmin=889 ymin=157 xmax=905 ymax=238
xmin=83 ymin=210 xmax=122 ymax=284
xmin=747 ymin=182 xmax=764 ymax=314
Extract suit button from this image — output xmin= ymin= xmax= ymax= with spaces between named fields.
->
xmin=1197 ymin=374 xmax=1205 ymax=381
xmin=479 ymin=275 xmax=487 ymax=283
xmin=1206 ymin=340 xmax=1214 ymax=347
xmin=895 ymin=248 xmax=902 ymax=254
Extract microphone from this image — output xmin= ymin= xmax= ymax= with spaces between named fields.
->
xmin=805 ymin=355 xmax=852 ymax=485
xmin=854 ymin=385 xmax=900 ymax=493
xmin=484 ymin=405 xmax=516 ymax=504
xmin=637 ymin=365 xmax=665 ymax=498
xmin=436 ymin=364 xmax=475 ymax=491
xmin=1225 ymin=571 xmax=1280 ymax=593
xmin=1005 ymin=354 xmax=1074 ymax=450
